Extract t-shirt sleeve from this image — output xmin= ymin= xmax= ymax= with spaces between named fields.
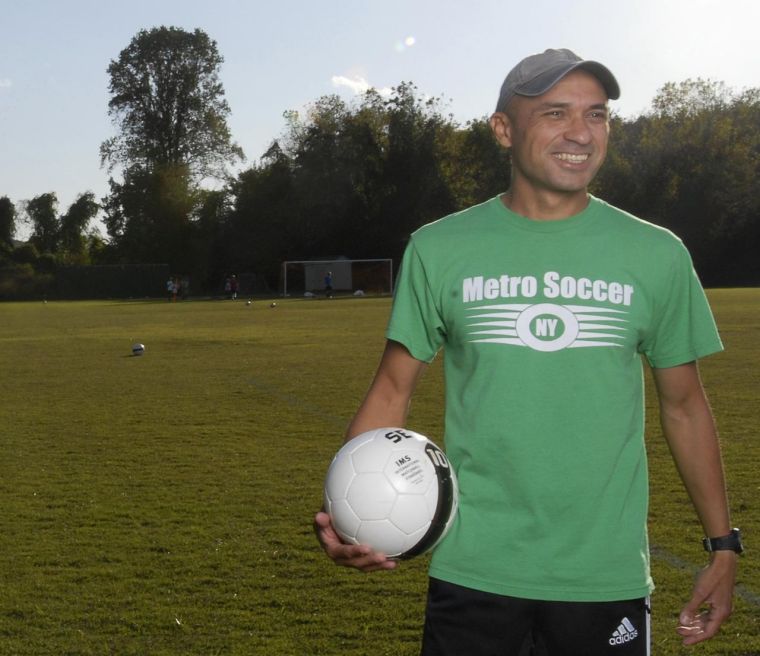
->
xmin=386 ymin=239 xmax=446 ymax=363
xmin=640 ymin=240 xmax=723 ymax=368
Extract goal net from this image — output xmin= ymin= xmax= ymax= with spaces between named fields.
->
xmin=281 ymin=259 xmax=393 ymax=297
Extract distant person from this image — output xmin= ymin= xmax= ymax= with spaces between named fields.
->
xmin=315 ymin=48 xmax=740 ymax=655
xmin=324 ymin=271 xmax=333 ymax=298
xmin=230 ymin=274 xmax=239 ymax=300
xmin=166 ymin=276 xmax=175 ymax=301
xmin=224 ymin=276 xmax=232 ymax=299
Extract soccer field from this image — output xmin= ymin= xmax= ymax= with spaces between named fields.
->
xmin=0 ymin=292 xmax=757 ymax=655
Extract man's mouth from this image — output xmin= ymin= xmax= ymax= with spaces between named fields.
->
xmin=553 ymin=153 xmax=590 ymax=163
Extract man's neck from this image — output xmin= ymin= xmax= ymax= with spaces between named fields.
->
xmin=501 ymin=185 xmax=590 ymax=221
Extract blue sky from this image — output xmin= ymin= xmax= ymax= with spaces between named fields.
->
xmin=1 ymin=0 xmax=758 ymax=236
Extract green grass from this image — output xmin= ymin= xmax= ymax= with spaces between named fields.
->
xmin=0 ymin=291 xmax=757 ymax=655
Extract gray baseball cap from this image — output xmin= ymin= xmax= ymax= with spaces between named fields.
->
xmin=495 ymin=48 xmax=620 ymax=113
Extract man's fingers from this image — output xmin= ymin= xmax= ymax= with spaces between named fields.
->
xmin=314 ymin=511 xmax=398 ymax=572
xmin=677 ymin=608 xmax=726 ymax=645
xmin=333 ymin=543 xmax=398 ymax=571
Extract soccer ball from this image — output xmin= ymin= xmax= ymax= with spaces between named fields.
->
xmin=131 ymin=343 xmax=145 ymax=356
xmin=323 ymin=427 xmax=458 ymax=559
xmin=270 ymin=302 xmax=277 ymax=308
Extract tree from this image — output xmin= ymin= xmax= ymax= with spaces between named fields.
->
xmin=376 ymin=82 xmax=456 ymax=254
xmin=228 ymin=82 xmax=521 ymax=287
xmin=187 ymin=188 xmax=231 ymax=287
xmin=590 ymin=113 xmax=643 ymax=212
xmin=102 ymin=164 xmax=199 ymax=269
xmin=0 ymin=196 xmax=16 ymax=248
xmin=630 ymin=80 xmax=760 ymax=283
xmin=59 ymin=192 xmax=100 ymax=263
xmin=591 ymin=79 xmax=760 ymax=285
xmin=26 ymin=193 xmax=59 ymax=254
xmin=439 ymin=116 xmax=511 ymax=210
xmin=226 ymin=146 xmax=297 ymax=289
xmin=101 ymin=26 xmax=243 ymax=180
xmin=100 ymin=26 xmax=244 ymax=271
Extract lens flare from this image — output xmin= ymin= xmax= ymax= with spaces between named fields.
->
xmin=394 ymin=36 xmax=416 ymax=53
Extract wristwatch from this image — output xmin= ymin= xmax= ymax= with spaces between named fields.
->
xmin=702 ymin=528 xmax=744 ymax=554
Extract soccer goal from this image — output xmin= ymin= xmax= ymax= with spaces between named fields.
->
xmin=281 ymin=259 xmax=393 ymax=297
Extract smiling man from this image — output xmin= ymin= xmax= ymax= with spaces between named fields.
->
xmin=492 ymin=63 xmax=612 ymax=217
xmin=315 ymin=48 xmax=740 ymax=655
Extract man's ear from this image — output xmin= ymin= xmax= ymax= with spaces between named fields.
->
xmin=489 ymin=112 xmax=513 ymax=149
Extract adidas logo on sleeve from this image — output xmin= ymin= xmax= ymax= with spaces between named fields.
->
xmin=609 ymin=617 xmax=638 ymax=645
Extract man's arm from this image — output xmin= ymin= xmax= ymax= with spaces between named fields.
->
xmin=652 ymin=362 xmax=737 ymax=646
xmin=315 ymin=340 xmax=428 ymax=572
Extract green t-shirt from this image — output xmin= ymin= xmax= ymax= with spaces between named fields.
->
xmin=386 ymin=195 xmax=723 ymax=602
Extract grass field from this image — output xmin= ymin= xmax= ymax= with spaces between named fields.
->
xmin=0 ymin=291 xmax=757 ymax=655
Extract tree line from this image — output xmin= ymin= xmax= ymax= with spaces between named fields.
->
xmin=1 ymin=27 xmax=758 ymax=298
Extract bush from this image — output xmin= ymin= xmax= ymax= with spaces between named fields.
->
xmin=0 ymin=264 xmax=54 ymax=300
xmin=11 ymin=243 xmax=40 ymax=266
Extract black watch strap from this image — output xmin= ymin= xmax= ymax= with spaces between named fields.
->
xmin=702 ymin=528 xmax=744 ymax=554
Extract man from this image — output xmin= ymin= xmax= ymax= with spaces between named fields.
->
xmin=315 ymin=49 xmax=740 ymax=655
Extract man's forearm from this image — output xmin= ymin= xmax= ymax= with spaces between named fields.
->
xmin=654 ymin=363 xmax=731 ymax=536
xmin=344 ymin=340 xmax=427 ymax=442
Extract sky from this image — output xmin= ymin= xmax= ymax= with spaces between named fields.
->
xmin=1 ymin=0 xmax=759 ymax=238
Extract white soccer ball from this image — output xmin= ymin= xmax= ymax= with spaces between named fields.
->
xmin=131 ymin=343 xmax=145 ymax=356
xmin=323 ymin=427 xmax=458 ymax=559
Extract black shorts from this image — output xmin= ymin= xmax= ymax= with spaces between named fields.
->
xmin=420 ymin=578 xmax=650 ymax=656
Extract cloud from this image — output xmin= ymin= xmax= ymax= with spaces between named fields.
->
xmin=331 ymin=75 xmax=392 ymax=98
xmin=0 ymin=78 xmax=12 ymax=89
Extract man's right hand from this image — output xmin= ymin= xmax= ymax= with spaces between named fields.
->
xmin=314 ymin=511 xmax=398 ymax=573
